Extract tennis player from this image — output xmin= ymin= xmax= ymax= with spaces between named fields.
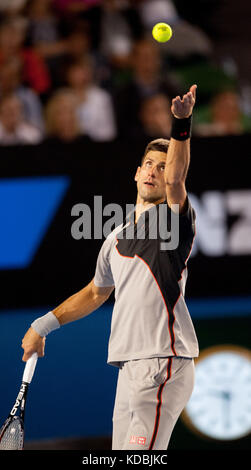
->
xmin=22 ymin=84 xmax=199 ymax=450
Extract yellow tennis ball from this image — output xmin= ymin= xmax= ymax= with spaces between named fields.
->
xmin=152 ymin=22 xmax=172 ymax=43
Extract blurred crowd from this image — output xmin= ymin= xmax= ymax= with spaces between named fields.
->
xmin=0 ymin=0 xmax=250 ymax=146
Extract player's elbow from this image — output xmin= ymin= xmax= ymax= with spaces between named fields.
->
xmin=90 ymin=279 xmax=113 ymax=306
xmin=165 ymin=164 xmax=188 ymax=187
xmin=165 ymin=180 xmax=187 ymax=212
xmin=165 ymin=177 xmax=185 ymax=188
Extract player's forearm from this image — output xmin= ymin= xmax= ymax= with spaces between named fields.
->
xmin=30 ymin=281 xmax=109 ymax=339
xmin=52 ymin=283 xmax=105 ymax=326
xmin=166 ymin=85 xmax=196 ymax=186
xmin=22 ymin=282 xmax=111 ymax=360
xmin=164 ymin=138 xmax=190 ymax=186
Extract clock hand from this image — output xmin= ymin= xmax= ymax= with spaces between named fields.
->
xmin=222 ymin=391 xmax=232 ymax=430
xmin=208 ymin=390 xmax=232 ymax=399
xmin=207 ymin=390 xmax=232 ymax=429
xmin=208 ymin=389 xmax=227 ymax=398
xmin=222 ymin=391 xmax=231 ymax=401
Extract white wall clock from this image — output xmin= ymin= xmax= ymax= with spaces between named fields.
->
xmin=182 ymin=345 xmax=251 ymax=441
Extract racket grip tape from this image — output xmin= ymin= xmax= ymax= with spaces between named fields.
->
xmin=22 ymin=353 xmax=38 ymax=384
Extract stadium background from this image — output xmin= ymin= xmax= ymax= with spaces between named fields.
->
xmin=0 ymin=0 xmax=250 ymax=451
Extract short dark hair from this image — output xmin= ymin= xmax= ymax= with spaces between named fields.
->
xmin=141 ymin=138 xmax=170 ymax=165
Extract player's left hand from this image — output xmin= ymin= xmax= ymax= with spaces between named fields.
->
xmin=171 ymin=84 xmax=197 ymax=119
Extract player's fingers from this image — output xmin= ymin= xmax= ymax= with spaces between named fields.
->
xmin=190 ymin=84 xmax=197 ymax=100
xmin=172 ymin=97 xmax=181 ymax=112
xmin=185 ymin=92 xmax=194 ymax=107
xmin=171 ymin=101 xmax=180 ymax=115
xmin=21 ymin=333 xmax=45 ymax=360
xmin=38 ymin=337 xmax=46 ymax=357
xmin=183 ymin=94 xmax=190 ymax=104
xmin=22 ymin=350 xmax=34 ymax=362
xmin=22 ymin=345 xmax=44 ymax=361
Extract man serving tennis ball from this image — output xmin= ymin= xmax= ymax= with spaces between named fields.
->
xmin=22 ymin=83 xmax=199 ymax=450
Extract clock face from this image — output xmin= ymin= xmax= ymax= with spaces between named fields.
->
xmin=183 ymin=346 xmax=251 ymax=441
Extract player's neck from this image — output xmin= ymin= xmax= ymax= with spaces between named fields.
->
xmin=134 ymin=195 xmax=164 ymax=224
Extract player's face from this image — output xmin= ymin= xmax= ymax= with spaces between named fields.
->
xmin=134 ymin=151 xmax=167 ymax=204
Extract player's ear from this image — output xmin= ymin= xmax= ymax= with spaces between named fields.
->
xmin=134 ymin=166 xmax=141 ymax=182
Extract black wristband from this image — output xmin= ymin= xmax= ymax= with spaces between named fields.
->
xmin=171 ymin=115 xmax=192 ymax=141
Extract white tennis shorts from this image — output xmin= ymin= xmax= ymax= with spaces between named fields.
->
xmin=112 ymin=356 xmax=195 ymax=450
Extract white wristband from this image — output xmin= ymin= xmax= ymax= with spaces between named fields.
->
xmin=31 ymin=311 xmax=60 ymax=337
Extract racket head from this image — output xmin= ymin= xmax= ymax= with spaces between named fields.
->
xmin=0 ymin=353 xmax=38 ymax=450
xmin=0 ymin=416 xmax=24 ymax=450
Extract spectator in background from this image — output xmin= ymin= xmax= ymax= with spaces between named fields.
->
xmin=0 ymin=0 xmax=27 ymax=17
xmin=24 ymin=0 xmax=72 ymax=89
xmin=98 ymin=0 xmax=142 ymax=69
xmin=138 ymin=93 xmax=172 ymax=140
xmin=113 ymin=37 xmax=179 ymax=138
xmin=0 ymin=17 xmax=51 ymax=96
xmin=44 ymin=88 xmax=83 ymax=143
xmin=25 ymin=1 xmax=99 ymax=91
xmin=51 ymin=20 xmax=106 ymax=90
xmin=0 ymin=93 xmax=42 ymax=145
xmin=52 ymin=0 xmax=101 ymax=16
xmin=58 ymin=19 xmax=114 ymax=92
xmin=194 ymin=90 xmax=245 ymax=136
xmin=0 ymin=57 xmax=44 ymax=131
xmin=25 ymin=0 xmax=61 ymax=48
xmin=52 ymin=0 xmax=103 ymax=51
xmin=65 ymin=56 xmax=117 ymax=141
xmin=135 ymin=0 xmax=179 ymax=30
xmin=64 ymin=22 xmax=92 ymax=62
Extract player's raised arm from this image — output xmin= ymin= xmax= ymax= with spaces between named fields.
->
xmin=21 ymin=280 xmax=114 ymax=361
xmin=164 ymin=84 xmax=197 ymax=213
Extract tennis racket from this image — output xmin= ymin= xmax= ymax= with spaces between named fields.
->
xmin=0 ymin=352 xmax=38 ymax=450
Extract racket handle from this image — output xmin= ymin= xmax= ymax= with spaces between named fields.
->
xmin=22 ymin=352 xmax=38 ymax=384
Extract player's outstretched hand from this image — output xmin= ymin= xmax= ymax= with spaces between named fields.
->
xmin=22 ymin=327 xmax=45 ymax=361
xmin=171 ymin=84 xmax=197 ymax=119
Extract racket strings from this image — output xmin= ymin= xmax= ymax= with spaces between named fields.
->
xmin=0 ymin=417 xmax=24 ymax=450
